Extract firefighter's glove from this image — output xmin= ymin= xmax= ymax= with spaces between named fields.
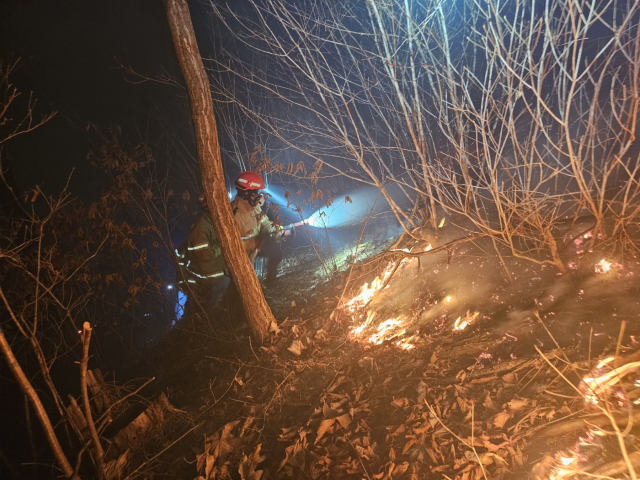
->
xmin=283 ymin=227 xmax=296 ymax=240
xmin=256 ymin=231 xmax=271 ymax=251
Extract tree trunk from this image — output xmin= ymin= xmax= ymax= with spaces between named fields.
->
xmin=165 ymin=0 xmax=273 ymax=343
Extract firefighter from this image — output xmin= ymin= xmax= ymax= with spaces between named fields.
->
xmin=176 ymin=171 xmax=288 ymax=317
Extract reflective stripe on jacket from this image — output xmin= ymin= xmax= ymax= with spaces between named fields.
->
xmin=182 ymin=209 xmax=226 ymax=280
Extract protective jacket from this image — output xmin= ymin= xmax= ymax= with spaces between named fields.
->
xmin=230 ymin=196 xmax=276 ymax=261
xmin=177 ymin=197 xmax=276 ymax=285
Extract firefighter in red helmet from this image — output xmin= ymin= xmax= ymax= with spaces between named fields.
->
xmin=176 ymin=171 xmax=287 ymax=316
xmin=230 ymin=171 xmax=284 ymax=278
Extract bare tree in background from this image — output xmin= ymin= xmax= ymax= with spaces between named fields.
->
xmin=0 ymin=62 xmax=181 ymax=479
xmin=207 ymin=0 xmax=640 ymax=272
xmin=165 ymin=0 xmax=275 ymax=344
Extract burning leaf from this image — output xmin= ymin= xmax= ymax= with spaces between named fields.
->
xmin=238 ymin=444 xmax=266 ymax=480
xmin=287 ymin=339 xmax=305 ymax=356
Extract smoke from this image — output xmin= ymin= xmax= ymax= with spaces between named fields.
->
xmin=306 ymin=185 xmax=412 ymax=229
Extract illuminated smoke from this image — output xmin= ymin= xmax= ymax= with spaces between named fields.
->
xmin=305 ymin=185 xmax=411 ymax=229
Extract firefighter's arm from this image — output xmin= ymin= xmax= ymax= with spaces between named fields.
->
xmin=206 ymin=230 xmax=222 ymax=258
xmin=258 ymin=211 xmax=277 ymax=235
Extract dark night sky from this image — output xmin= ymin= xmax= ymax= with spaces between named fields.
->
xmin=0 ymin=0 xmax=200 ymax=200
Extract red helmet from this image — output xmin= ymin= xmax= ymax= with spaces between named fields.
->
xmin=235 ymin=171 xmax=265 ymax=191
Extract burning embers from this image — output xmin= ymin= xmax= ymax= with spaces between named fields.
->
xmin=453 ymin=311 xmax=480 ymax=331
xmin=343 ymin=260 xmax=402 ymax=313
xmin=349 ymin=312 xmax=416 ymax=350
xmin=342 ymin=259 xmax=419 ymax=350
xmin=541 ymin=352 xmax=640 ymax=479
xmin=340 ymin=251 xmax=478 ymax=351
xmin=594 ymin=258 xmax=612 ymax=274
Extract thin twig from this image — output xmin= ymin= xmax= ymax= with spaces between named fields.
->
xmin=80 ymin=322 xmax=104 ymax=479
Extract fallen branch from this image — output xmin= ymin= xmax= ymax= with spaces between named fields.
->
xmin=386 ymin=233 xmax=489 ymax=259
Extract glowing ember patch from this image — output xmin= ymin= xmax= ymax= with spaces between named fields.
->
xmin=594 ymin=258 xmax=611 ymax=273
xmin=341 ymin=259 xmax=419 ymax=351
xmin=582 ymin=359 xmax=640 ymax=397
xmin=349 ymin=313 xmax=416 ymax=349
xmin=396 ymin=337 xmax=416 ymax=350
xmin=343 ymin=262 xmax=397 ymax=312
xmin=453 ymin=317 xmax=468 ymax=330
xmin=560 ymin=457 xmax=574 ymax=466
xmin=453 ymin=311 xmax=479 ymax=331
xmin=597 ymin=356 xmax=614 ymax=369
xmin=350 ymin=311 xmax=376 ymax=336
xmin=445 ymin=295 xmax=453 ymax=303
xmin=425 ymin=243 xmax=433 ymax=252
xmin=368 ymin=317 xmax=406 ymax=345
